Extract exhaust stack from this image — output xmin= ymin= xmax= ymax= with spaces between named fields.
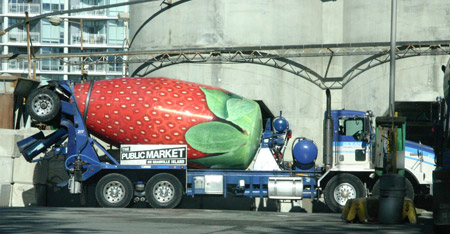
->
xmin=323 ymin=89 xmax=333 ymax=170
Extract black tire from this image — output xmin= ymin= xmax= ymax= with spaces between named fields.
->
xmin=323 ymin=173 xmax=366 ymax=213
xmin=145 ymin=173 xmax=183 ymax=208
xmin=26 ymin=88 xmax=61 ymax=123
xmin=372 ymin=177 xmax=414 ymax=200
xmin=95 ymin=173 xmax=133 ymax=208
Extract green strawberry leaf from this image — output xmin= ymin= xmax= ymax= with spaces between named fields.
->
xmin=185 ymin=121 xmax=248 ymax=153
xmin=200 ymin=87 xmax=229 ymax=119
xmin=191 ymin=99 xmax=263 ymax=169
xmin=226 ymin=98 xmax=260 ymax=132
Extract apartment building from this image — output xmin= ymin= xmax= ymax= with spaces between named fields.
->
xmin=0 ymin=0 xmax=129 ymax=82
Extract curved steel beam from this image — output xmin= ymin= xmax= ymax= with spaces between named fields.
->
xmin=129 ymin=0 xmax=192 ymax=48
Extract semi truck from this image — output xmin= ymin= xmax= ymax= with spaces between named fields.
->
xmin=17 ymin=77 xmax=435 ymax=212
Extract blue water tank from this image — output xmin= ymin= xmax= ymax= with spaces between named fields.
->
xmin=273 ymin=117 xmax=289 ymax=132
xmin=292 ymin=138 xmax=318 ymax=170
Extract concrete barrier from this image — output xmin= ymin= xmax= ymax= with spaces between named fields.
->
xmin=0 ymin=128 xmax=50 ymax=207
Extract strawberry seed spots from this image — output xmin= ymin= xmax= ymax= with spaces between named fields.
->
xmin=121 ymin=104 xmax=127 ymax=108
xmin=114 ymin=98 xmax=119 ymax=101
xmin=160 ymin=92 xmax=166 ymax=96
xmin=155 ymin=120 xmax=161 ymax=124
xmin=164 ymin=114 xmax=170 ymax=118
xmin=91 ymin=113 xmax=96 ymax=116
xmin=125 ymin=138 xmax=130 ymax=142
xmin=144 ymin=138 xmax=149 ymax=142
xmin=101 ymin=129 xmax=105 ymax=132
xmin=159 ymin=129 xmax=165 ymax=133
xmin=136 ymin=120 xmax=142 ymax=125
xmin=96 ymin=120 xmax=101 ymax=124
xmin=135 ymin=109 xmax=140 ymax=113
xmin=144 ymin=104 xmax=150 ymax=108
xmin=100 ymin=97 xmax=105 ymax=100
xmin=119 ymin=91 xmax=124 ymax=94
xmin=152 ymin=111 xmax=157 ymax=115
xmin=114 ymin=85 xmax=120 ymax=88
xmin=127 ymin=86 xmax=132 ymax=89
xmin=125 ymin=116 xmax=131 ymax=120
xmin=174 ymin=132 xmax=179 ymax=136
xmin=133 ymin=136 xmax=138 ymax=140
xmin=108 ymin=126 xmax=112 ymax=129
xmin=144 ymin=116 xmax=150 ymax=121
xmin=166 ymin=101 xmax=173 ymax=105
xmin=179 ymin=141 xmax=184 ymax=144
xmin=141 ymin=86 xmax=147 ymax=89
xmin=129 ymin=126 xmax=134 ymax=130
xmin=140 ymin=131 xmax=146 ymax=135
xmin=173 ymin=94 xmax=179 ymax=97
xmin=114 ymin=121 xmax=119 ymax=125
xmin=165 ymin=136 xmax=171 ymax=140
xmin=152 ymin=134 xmax=157 ymax=138
xmin=187 ymin=98 xmax=192 ymax=101
xmin=167 ymin=88 xmax=173 ymax=92
xmin=95 ymin=90 xmax=100 ymax=93
xmin=196 ymin=92 xmax=202 ymax=96
xmin=182 ymin=91 xmax=187 ymax=94
xmin=168 ymin=123 xmax=174 ymax=128
xmin=155 ymin=86 xmax=160 ymax=90
xmin=148 ymin=125 xmax=152 ymax=129
xmin=120 ymin=129 xmax=125 ymax=133
xmin=146 ymin=91 xmax=152 ymax=94
xmin=113 ymin=110 xmax=119 ymax=114
xmin=113 ymin=133 xmax=118 ymax=136
xmin=126 ymin=97 xmax=131 ymax=100
xmin=193 ymin=153 xmax=198 ymax=156
xmin=153 ymin=98 xmax=158 ymax=101
xmin=105 ymin=114 xmax=110 ymax=118
xmin=107 ymin=91 xmax=112 ymax=94
xmin=132 ymin=91 xmax=138 ymax=95
xmin=138 ymin=97 xmax=143 ymax=101
xmin=176 ymin=85 xmax=181 ymax=89
xmin=136 ymin=82 xmax=141 ymax=85
xmin=177 ymin=117 xmax=182 ymax=120
xmin=191 ymin=119 xmax=197 ymax=122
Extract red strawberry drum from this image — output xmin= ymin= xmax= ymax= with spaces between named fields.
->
xmin=74 ymin=77 xmax=262 ymax=169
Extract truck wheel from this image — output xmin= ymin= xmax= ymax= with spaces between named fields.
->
xmin=95 ymin=173 xmax=133 ymax=208
xmin=372 ymin=177 xmax=414 ymax=200
xmin=145 ymin=173 xmax=183 ymax=208
xmin=324 ymin=173 xmax=366 ymax=213
xmin=26 ymin=88 xmax=61 ymax=123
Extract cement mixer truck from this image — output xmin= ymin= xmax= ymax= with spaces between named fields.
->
xmin=17 ymin=77 xmax=434 ymax=212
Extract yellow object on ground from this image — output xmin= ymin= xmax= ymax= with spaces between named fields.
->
xmin=341 ymin=197 xmax=417 ymax=224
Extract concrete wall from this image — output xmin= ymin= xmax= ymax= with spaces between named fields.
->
xmin=0 ymin=128 xmax=49 ymax=207
xmin=127 ymin=0 xmax=449 ymax=166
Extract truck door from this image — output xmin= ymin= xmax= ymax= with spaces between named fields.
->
xmin=335 ymin=117 xmax=370 ymax=168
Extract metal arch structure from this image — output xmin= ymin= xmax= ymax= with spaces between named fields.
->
xmin=130 ymin=41 xmax=450 ymax=89
xmin=131 ymin=50 xmax=327 ymax=89
xmin=2 ymin=41 xmax=450 ymax=89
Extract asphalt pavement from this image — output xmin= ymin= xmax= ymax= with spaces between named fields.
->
xmin=0 ymin=207 xmax=433 ymax=234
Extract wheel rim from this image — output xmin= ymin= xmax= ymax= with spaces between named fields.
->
xmin=31 ymin=93 xmax=54 ymax=116
xmin=153 ymin=180 xmax=175 ymax=204
xmin=103 ymin=181 xmax=126 ymax=204
xmin=333 ymin=182 xmax=357 ymax=206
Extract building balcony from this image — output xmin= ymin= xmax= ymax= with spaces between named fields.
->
xmin=8 ymin=31 xmax=40 ymax=43
xmin=8 ymin=3 xmax=40 ymax=15
xmin=71 ymin=33 xmax=107 ymax=45
xmin=70 ymin=5 xmax=107 ymax=16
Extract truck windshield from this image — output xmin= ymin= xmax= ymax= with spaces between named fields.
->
xmin=339 ymin=118 xmax=364 ymax=136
